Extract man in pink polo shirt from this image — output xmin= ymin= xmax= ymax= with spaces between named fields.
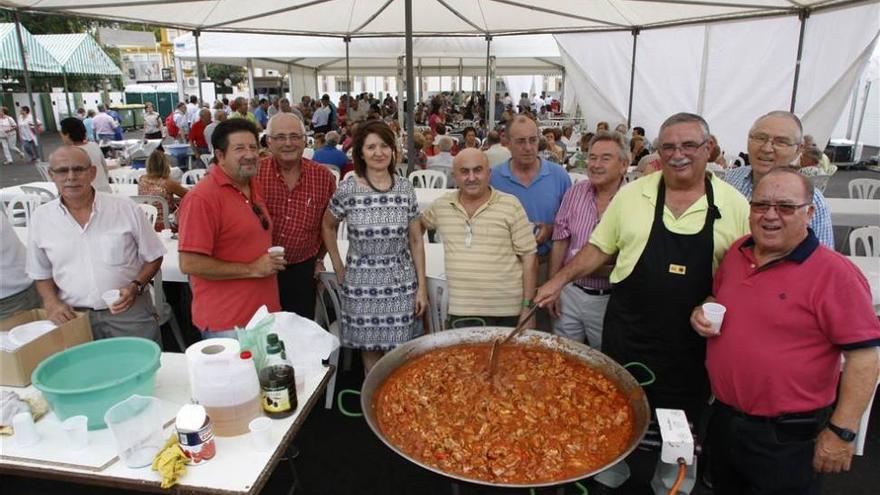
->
xmin=177 ymin=119 xmax=285 ymax=338
xmin=691 ymin=168 xmax=880 ymax=494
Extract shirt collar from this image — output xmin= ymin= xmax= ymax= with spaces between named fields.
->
xmin=499 ymin=158 xmax=551 ymax=180
xmin=740 ymin=228 xmax=819 ymax=264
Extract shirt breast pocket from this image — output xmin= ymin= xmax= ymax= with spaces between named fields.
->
xmin=101 ymin=233 xmax=133 ymax=266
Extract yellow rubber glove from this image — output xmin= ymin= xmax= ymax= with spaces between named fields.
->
xmin=151 ymin=434 xmax=188 ymax=488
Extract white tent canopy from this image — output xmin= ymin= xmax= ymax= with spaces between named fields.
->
xmin=3 ymin=0 xmax=860 ymax=37
xmin=172 ymin=33 xmax=563 ymax=76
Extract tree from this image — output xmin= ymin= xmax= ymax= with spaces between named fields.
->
xmin=205 ymin=63 xmax=247 ymax=86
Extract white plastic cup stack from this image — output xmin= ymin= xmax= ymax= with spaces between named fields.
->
xmin=702 ymin=302 xmax=727 ymax=335
xmin=249 ymin=417 xmax=273 ymax=452
xmin=102 ymin=289 xmax=121 ymax=313
xmin=61 ymin=415 xmax=89 ymax=451
xmin=268 ymin=246 xmax=285 ymax=256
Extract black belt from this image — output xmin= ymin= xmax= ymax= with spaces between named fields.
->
xmin=574 ymin=284 xmax=612 ymax=296
xmin=714 ymin=400 xmax=831 ymax=424
xmin=74 ymin=307 xmax=109 ymax=313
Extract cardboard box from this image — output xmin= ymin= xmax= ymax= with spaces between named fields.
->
xmin=0 ymin=309 xmax=92 ymax=387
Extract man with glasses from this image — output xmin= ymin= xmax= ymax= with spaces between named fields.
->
xmin=724 ymin=110 xmax=833 ymax=247
xmin=178 ymin=119 xmax=284 ymax=339
xmin=420 ymin=148 xmax=537 ymax=329
xmin=691 ymin=167 xmax=879 ymax=495
xmin=256 ymin=113 xmax=336 ymax=319
xmin=26 ymin=146 xmax=165 ymax=343
xmin=536 ymin=112 xmax=750 ymax=489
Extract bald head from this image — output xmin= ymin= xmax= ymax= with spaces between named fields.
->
xmin=453 ymin=148 xmax=488 ymax=171
xmin=266 ymin=112 xmax=305 ymax=135
xmin=50 ymin=145 xmax=91 ymax=169
xmin=453 ymin=148 xmax=491 ymax=200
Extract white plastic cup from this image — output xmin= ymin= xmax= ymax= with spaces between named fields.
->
xmin=702 ymin=302 xmax=727 ymax=334
xmin=12 ymin=412 xmax=40 ymax=448
xmin=104 ymin=395 xmax=165 ymax=468
xmin=268 ymin=246 xmax=285 ymax=255
xmin=249 ymin=417 xmax=273 ymax=452
xmin=160 ymin=228 xmax=173 ymax=240
xmin=102 ymin=289 xmax=121 ymax=311
xmin=61 ymin=415 xmax=89 ymax=451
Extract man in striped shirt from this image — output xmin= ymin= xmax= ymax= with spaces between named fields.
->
xmin=420 ymin=148 xmax=538 ymax=328
xmin=549 ymin=132 xmax=628 ymax=349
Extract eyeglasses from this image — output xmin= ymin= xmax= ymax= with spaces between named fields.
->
xmin=749 ymin=201 xmax=812 ymax=216
xmin=251 ymin=204 xmax=270 ymax=230
xmin=659 ymin=139 xmax=707 ymax=155
xmin=49 ymin=166 xmax=90 ymax=176
xmin=464 ymin=222 xmax=473 ymax=248
xmin=748 ymin=134 xmax=798 ymax=150
xmin=511 ymin=136 xmax=539 ymax=147
xmin=270 ymin=133 xmax=304 ymax=143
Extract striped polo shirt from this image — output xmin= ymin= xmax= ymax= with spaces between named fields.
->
xmin=422 ymin=188 xmax=537 ymax=316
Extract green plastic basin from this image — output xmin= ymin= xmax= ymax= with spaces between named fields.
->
xmin=31 ymin=337 xmax=161 ymax=430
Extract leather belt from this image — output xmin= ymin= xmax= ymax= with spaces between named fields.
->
xmin=714 ymin=400 xmax=831 ymax=424
xmin=574 ymin=284 xmax=612 ymax=296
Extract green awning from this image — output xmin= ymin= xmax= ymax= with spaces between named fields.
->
xmin=36 ymin=33 xmax=122 ymax=76
xmin=0 ymin=23 xmax=62 ymax=74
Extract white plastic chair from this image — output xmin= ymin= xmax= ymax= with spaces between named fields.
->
xmin=342 ymin=170 xmax=356 ymax=182
xmin=409 ymin=169 xmax=447 ymax=189
xmin=849 ymin=226 xmax=880 ymax=257
xmin=302 ymin=148 xmax=315 ymax=160
xmin=150 ymin=269 xmax=187 ymax=352
xmin=181 ymin=169 xmax=207 ymax=185
xmin=624 ymin=170 xmax=641 ymax=183
xmin=808 ymin=174 xmax=832 ymax=194
xmin=137 ymin=203 xmax=159 ymax=228
xmin=20 ymin=185 xmax=56 ymax=201
xmin=568 ymin=172 xmax=589 ymax=185
xmin=34 ymin=162 xmax=51 ymax=181
xmin=130 ymin=195 xmax=170 ymax=227
xmin=849 ymin=179 xmax=880 ymax=199
xmin=326 ymin=166 xmax=340 ymax=184
xmin=425 ymin=276 xmax=449 ymax=334
xmin=5 ymin=195 xmax=42 ymax=227
xmin=200 ymin=153 xmax=214 ymax=168
xmin=317 ymin=271 xmax=347 ymax=409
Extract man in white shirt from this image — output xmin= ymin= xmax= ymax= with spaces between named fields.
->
xmin=0 ymin=106 xmax=23 ymax=164
xmin=27 ymin=146 xmax=166 ymax=343
xmin=484 ymin=131 xmax=512 ymax=167
xmin=0 ymin=214 xmax=40 ymax=320
xmin=311 ymin=100 xmax=331 ymax=133
xmin=92 ymin=104 xmax=118 ymax=142
xmin=427 ymin=135 xmax=455 ymax=186
xmin=173 ymin=102 xmax=190 ymax=142
xmin=185 ymin=95 xmax=200 ymax=126
xmin=204 ymin=110 xmax=226 ymax=154
xmin=59 ymin=117 xmax=111 ymax=193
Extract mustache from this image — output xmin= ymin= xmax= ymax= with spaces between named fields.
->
xmin=668 ymin=157 xmax=691 ymax=167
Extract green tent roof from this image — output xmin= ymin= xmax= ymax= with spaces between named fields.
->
xmin=0 ymin=23 xmax=61 ymax=74
xmin=37 ymin=33 xmax=122 ymax=76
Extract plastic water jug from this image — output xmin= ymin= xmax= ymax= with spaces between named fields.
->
xmin=187 ymin=340 xmax=263 ymax=437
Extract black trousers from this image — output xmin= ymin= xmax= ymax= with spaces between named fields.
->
xmin=708 ymin=401 xmax=831 ymax=495
xmin=277 ymin=256 xmax=317 ymax=320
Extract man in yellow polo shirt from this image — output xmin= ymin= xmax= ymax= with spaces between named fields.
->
xmin=537 ymin=112 xmax=750 ymax=419
xmin=421 ymin=148 xmax=538 ymax=329
xmin=536 ymin=112 xmax=749 ymax=490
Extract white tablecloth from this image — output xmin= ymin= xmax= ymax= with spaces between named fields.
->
xmin=826 ymin=198 xmax=880 ymax=227
xmin=323 ymin=239 xmax=446 ymax=279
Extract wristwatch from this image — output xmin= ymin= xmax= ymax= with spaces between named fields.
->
xmin=521 ymin=298 xmax=532 ymax=309
xmin=130 ymin=280 xmax=145 ymax=296
xmin=827 ymin=422 xmax=857 ymax=442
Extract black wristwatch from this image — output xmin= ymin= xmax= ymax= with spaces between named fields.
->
xmin=827 ymin=422 xmax=857 ymax=442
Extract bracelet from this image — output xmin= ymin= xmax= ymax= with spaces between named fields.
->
xmin=521 ymin=299 xmax=532 ymax=309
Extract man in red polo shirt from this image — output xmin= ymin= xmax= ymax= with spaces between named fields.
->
xmin=691 ymin=168 xmax=880 ymax=495
xmin=177 ymin=119 xmax=285 ymax=338
xmin=189 ymin=108 xmax=211 ymax=156
xmin=256 ymin=113 xmax=336 ymax=319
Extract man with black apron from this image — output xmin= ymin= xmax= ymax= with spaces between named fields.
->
xmin=536 ymin=113 xmax=751 ymax=492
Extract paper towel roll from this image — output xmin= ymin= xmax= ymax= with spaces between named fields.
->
xmin=185 ymin=339 xmax=241 ymax=402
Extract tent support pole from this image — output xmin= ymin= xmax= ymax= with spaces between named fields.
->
xmin=559 ymin=68 xmax=565 ymax=114
xmin=853 ymin=80 xmax=871 ymax=156
xmin=194 ymin=30 xmax=203 ymax=104
xmin=13 ymin=9 xmax=41 ymax=161
xmin=247 ymin=58 xmax=256 ymax=100
xmin=314 ymin=69 xmax=319 ymax=100
xmin=458 ymin=58 xmax=463 ymax=92
xmin=488 ymin=56 xmax=496 ymax=129
xmin=790 ymin=9 xmax=810 ymax=112
xmin=405 ymin=0 xmax=416 ymax=174
xmin=417 ymin=58 xmax=422 ymax=105
xmin=344 ymin=36 xmax=351 ymax=108
xmin=288 ymin=64 xmax=294 ymax=101
xmin=397 ymin=56 xmax=405 ymax=139
xmin=485 ymin=35 xmax=492 ymax=125
xmin=62 ymin=69 xmax=72 ymax=119
xmin=626 ymin=27 xmax=640 ymax=129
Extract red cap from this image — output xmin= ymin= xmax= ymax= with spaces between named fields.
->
xmin=240 ymin=350 xmax=252 ymax=360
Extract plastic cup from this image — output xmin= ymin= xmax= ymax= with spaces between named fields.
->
xmin=702 ymin=302 xmax=727 ymax=334
xmin=249 ymin=417 xmax=273 ymax=452
xmin=12 ymin=412 xmax=40 ymax=448
xmin=268 ymin=246 xmax=285 ymax=255
xmin=102 ymin=289 xmax=121 ymax=311
xmin=160 ymin=229 xmax=173 ymax=240
xmin=61 ymin=415 xmax=89 ymax=451
xmin=104 ymin=395 xmax=165 ymax=468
